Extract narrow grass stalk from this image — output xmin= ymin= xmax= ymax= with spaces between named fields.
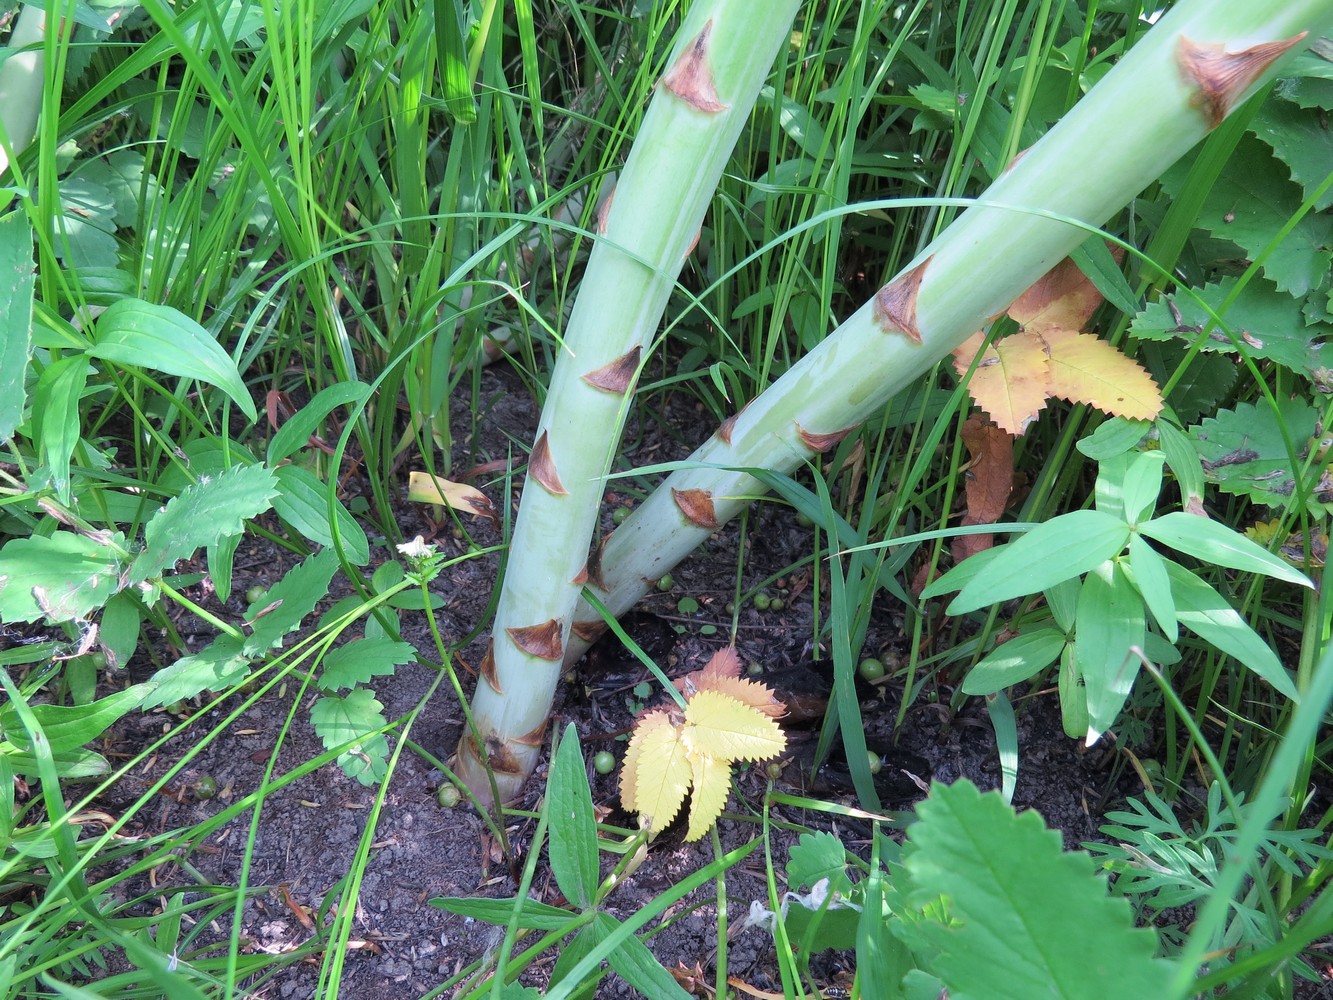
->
xmin=456 ymin=0 xmax=803 ymax=801
xmin=566 ymin=0 xmax=1333 ymax=664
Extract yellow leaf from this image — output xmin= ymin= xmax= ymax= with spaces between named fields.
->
xmin=1008 ymin=249 xmax=1120 ymax=334
xmin=953 ymin=331 xmax=1051 ymax=435
xmin=1040 ymin=329 xmax=1163 ymax=421
xmin=627 ymin=711 xmax=692 ymax=834
xmin=406 ymin=471 xmax=496 ymax=520
xmin=683 ymin=690 xmax=786 ymax=763
xmin=684 ymin=751 xmax=732 ymax=841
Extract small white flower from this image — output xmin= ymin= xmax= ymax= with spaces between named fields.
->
xmin=397 ymin=535 xmax=433 ymax=560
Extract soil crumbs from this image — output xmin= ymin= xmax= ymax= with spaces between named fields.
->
xmin=83 ymin=366 xmax=1279 ymax=999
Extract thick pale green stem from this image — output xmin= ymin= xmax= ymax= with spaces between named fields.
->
xmin=457 ymin=0 xmax=802 ymax=802
xmin=0 ymin=5 xmax=47 ymax=180
xmin=566 ymin=0 xmax=1333 ymax=666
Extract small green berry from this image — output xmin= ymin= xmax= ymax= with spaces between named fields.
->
xmin=191 ymin=775 xmax=218 ymax=800
xmin=436 ymin=783 xmax=462 ymax=808
xmin=866 ymin=751 xmax=882 ymax=775
xmin=656 ymin=574 xmax=675 ymax=592
xmin=613 ymin=506 xmax=632 ymax=525
xmin=768 ymin=597 xmax=784 ymax=612
xmin=87 ymin=651 xmax=108 ymax=670
xmin=858 ymin=657 xmax=886 ymax=682
xmin=796 ymin=511 xmax=815 ymax=528
xmin=765 ymin=761 xmax=784 ymax=780
xmin=245 ymin=585 xmax=267 ymax=605
xmin=593 ymin=751 xmax=617 ymax=775
xmin=753 ymin=593 xmax=771 ymax=611
xmin=747 ymin=661 xmax=764 ymax=676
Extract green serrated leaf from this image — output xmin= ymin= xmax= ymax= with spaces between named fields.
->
xmin=319 ymin=637 xmax=415 ymax=692
xmin=0 ymin=530 xmax=125 ymax=624
xmin=1251 ymin=97 xmax=1333 ymax=211
xmin=903 ymin=780 xmax=1177 ymax=1000
xmin=428 ymin=896 xmax=576 ymax=931
xmin=89 ymin=298 xmax=257 ymax=420
xmin=1165 ymin=560 xmax=1297 ymax=701
xmin=272 ymin=464 xmax=370 ymax=565
xmin=1130 ymin=276 xmax=1321 ymax=378
xmin=0 ymin=684 xmax=146 ymax=753
xmin=55 ymin=174 xmax=118 ymax=268
xmin=267 ymin=381 xmax=371 ymax=465
xmin=597 ymin=913 xmax=694 ymax=1000
xmin=1126 ymin=534 xmax=1177 ymax=642
xmin=130 ymin=464 xmax=278 ymax=584
xmin=0 ymin=212 xmax=36 ymax=443
xmin=1076 ymin=560 xmax=1145 ymax=742
xmin=787 ymin=831 xmax=852 ymax=894
xmin=79 ymin=150 xmax=165 ymax=227
xmin=141 ymin=636 xmax=251 ymax=710
xmin=1160 ymin=133 xmax=1333 ymax=296
xmin=549 ymin=724 xmax=600 ymax=909
xmin=1141 ymin=511 xmax=1313 ymax=588
xmin=961 ymin=628 xmax=1067 ymax=695
xmin=1188 ymin=398 xmax=1327 ymax=513
xmin=244 ymin=548 xmax=340 ymax=657
xmin=948 ymin=511 xmax=1130 ymax=614
xmin=310 ymin=689 xmax=390 ymax=786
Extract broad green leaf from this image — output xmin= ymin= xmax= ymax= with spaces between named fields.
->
xmin=0 ymin=212 xmax=35 ymax=442
xmin=1045 ymin=576 xmax=1080 ymax=633
xmin=1165 ymin=561 xmax=1297 ymax=701
xmin=55 ymin=174 xmax=118 ymax=268
xmin=1126 ymin=534 xmax=1177 ymax=642
xmin=856 ymin=863 xmax=912 ymax=1000
xmin=318 ymin=637 xmax=415 ymax=692
xmin=918 ymin=544 xmax=1006 ymax=600
xmin=962 ymin=628 xmax=1066 ymax=695
xmin=903 ymin=780 xmax=1177 ymax=999
xmin=427 ymin=896 xmax=576 ymax=931
xmin=1093 ymin=451 xmax=1131 ymax=521
xmin=0 ymin=747 xmax=110 ymax=780
xmin=208 ymin=531 xmax=241 ymax=604
xmin=1076 ymin=561 xmax=1145 ymax=743
xmin=948 ymin=510 xmax=1130 ymax=613
xmin=272 ymin=464 xmax=371 ymax=565
xmin=267 ymin=381 xmax=370 ymax=465
xmin=682 ymin=690 xmax=786 ymax=762
xmin=1131 ymin=276 xmax=1321 ymax=378
xmin=243 ymin=548 xmax=340 ymax=656
xmin=79 ymin=150 xmax=165 ymax=226
xmin=89 ymin=298 xmax=257 ymax=420
xmin=986 ymin=690 xmax=1018 ymax=803
xmin=549 ymin=724 xmax=600 ymax=909
xmin=141 ymin=636 xmax=251 ymax=710
xmin=0 ymin=684 xmax=147 ymax=753
xmin=1057 ymin=644 xmax=1088 ymax=740
xmin=598 ymin=912 xmax=694 ymax=1000
xmin=1155 ymin=419 xmax=1203 ymax=507
xmin=549 ymin=921 xmax=605 ymax=1000
xmin=1189 ymin=398 xmax=1325 ymax=512
xmin=1141 ymin=511 xmax=1313 ymax=588
xmin=310 ymin=689 xmax=390 ymax=786
xmin=129 ymin=463 xmax=279 ymax=584
xmin=32 ymin=355 xmax=89 ymax=504
xmin=0 ymin=530 xmax=125 ymax=624
xmin=1120 ymin=450 xmax=1164 ymax=524
xmin=1075 ymin=416 xmax=1150 ymax=461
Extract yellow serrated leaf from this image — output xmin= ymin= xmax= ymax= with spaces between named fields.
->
xmin=953 ymin=331 xmax=1050 ymax=435
xmin=406 ymin=471 xmax=496 ymax=519
xmin=693 ymin=674 xmax=785 ymax=718
xmin=629 ymin=712 xmax=692 ymax=834
xmin=685 ymin=751 xmax=732 ymax=841
xmin=1040 ymin=329 xmax=1163 ymax=421
xmin=682 ymin=690 xmax=786 ymax=763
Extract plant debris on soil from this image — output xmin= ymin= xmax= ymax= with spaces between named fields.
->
xmin=90 ymin=365 xmax=1153 ymax=998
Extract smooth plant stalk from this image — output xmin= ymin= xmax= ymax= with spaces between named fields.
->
xmin=0 ymin=4 xmax=46 ymax=180
xmin=565 ymin=0 xmax=1333 ymax=665
xmin=456 ymin=0 xmax=802 ymax=802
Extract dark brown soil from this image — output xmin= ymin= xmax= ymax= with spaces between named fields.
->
xmin=84 ymin=365 xmax=1239 ymax=999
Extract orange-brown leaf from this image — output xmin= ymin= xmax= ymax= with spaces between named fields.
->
xmin=955 ymin=415 xmax=1014 ymax=563
xmin=406 ymin=472 xmax=496 ymax=520
xmin=953 ymin=331 xmax=1050 ymax=435
xmin=1040 ymin=329 xmax=1163 ymax=421
xmin=1009 ymin=251 xmax=1119 ymax=334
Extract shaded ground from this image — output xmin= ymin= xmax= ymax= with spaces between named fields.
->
xmin=86 ymin=364 xmax=1317 ymax=999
